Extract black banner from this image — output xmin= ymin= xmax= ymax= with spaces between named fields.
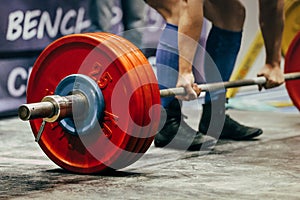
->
xmin=0 ymin=0 xmax=91 ymax=53
xmin=0 ymin=0 xmax=165 ymax=117
xmin=0 ymin=57 xmax=35 ymax=117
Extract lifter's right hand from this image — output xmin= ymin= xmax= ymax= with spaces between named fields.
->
xmin=257 ymin=63 xmax=284 ymax=91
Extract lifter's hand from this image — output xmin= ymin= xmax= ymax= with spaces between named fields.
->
xmin=175 ymin=72 xmax=200 ymax=101
xmin=257 ymin=63 xmax=284 ymax=91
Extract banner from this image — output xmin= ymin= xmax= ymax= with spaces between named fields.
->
xmin=0 ymin=57 xmax=34 ymax=117
xmin=0 ymin=0 xmax=165 ymax=117
xmin=0 ymin=0 xmax=91 ymax=53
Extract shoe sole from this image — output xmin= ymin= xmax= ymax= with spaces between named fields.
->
xmin=220 ymin=129 xmax=263 ymax=140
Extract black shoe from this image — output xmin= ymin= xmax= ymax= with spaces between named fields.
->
xmin=154 ymin=99 xmax=216 ymax=151
xmin=219 ymin=114 xmax=263 ymax=140
xmin=199 ymin=103 xmax=263 ymax=140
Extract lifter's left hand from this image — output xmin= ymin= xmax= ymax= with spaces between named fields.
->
xmin=257 ymin=63 xmax=284 ymax=91
xmin=176 ymin=72 xmax=200 ymax=101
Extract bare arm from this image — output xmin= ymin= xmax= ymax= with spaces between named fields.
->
xmin=257 ymin=0 xmax=285 ymax=89
xmin=176 ymin=0 xmax=204 ymax=100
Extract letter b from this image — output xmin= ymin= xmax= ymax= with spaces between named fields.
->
xmin=6 ymin=10 xmax=24 ymax=41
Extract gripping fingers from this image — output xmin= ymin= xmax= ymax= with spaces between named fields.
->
xmin=176 ymin=83 xmax=199 ymax=101
xmin=192 ymin=83 xmax=201 ymax=97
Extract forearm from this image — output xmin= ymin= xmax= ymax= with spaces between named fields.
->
xmin=259 ymin=0 xmax=284 ymax=66
xmin=178 ymin=0 xmax=204 ymax=75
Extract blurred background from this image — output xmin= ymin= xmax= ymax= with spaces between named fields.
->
xmin=0 ymin=0 xmax=299 ymax=118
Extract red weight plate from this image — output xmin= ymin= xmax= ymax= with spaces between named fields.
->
xmin=125 ymin=43 xmax=161 ymax=154
xmin=137 ymin=65 xmax=161 ymax=154
xmin=88 ymin=33 xmax=160 ymax=167
xmin=284 ymin=31 xmax=300 ymax=111
xmin=27 ymin=33 xmax=148 ymax=173
xmin=85 ymin=32 xmax=147 ymax=168
xmin=110 ymin=36 xmax=157 ymax=165
xmin=112 ymin=36 xmax=161 ymax=168
xmin=91 ymin=33 xmax=160 ymax=166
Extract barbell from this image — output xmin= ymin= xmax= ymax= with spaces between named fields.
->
xmin=19 ymin=31 xmax=300 ymax=174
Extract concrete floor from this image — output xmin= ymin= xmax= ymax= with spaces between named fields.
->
xmin=0 ymin=108 xmax=300 ymax=200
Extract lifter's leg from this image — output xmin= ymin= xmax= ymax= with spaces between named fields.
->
xmin=199 ymin=0 xmax=263 ymax=140
xmin=155 ymin=24 xmax=216 ymax=150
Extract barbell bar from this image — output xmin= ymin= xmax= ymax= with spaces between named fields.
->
xmin=160 ymin=72 xmax=300 ymax=97
xmin=19 ymin=72 xmax=300 ymax=122
xmin=19 ymin=31 xmax=300 ymax=174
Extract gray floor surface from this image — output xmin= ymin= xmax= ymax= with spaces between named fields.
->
xmin=0 ymin=100 xmax=299 ymax=199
